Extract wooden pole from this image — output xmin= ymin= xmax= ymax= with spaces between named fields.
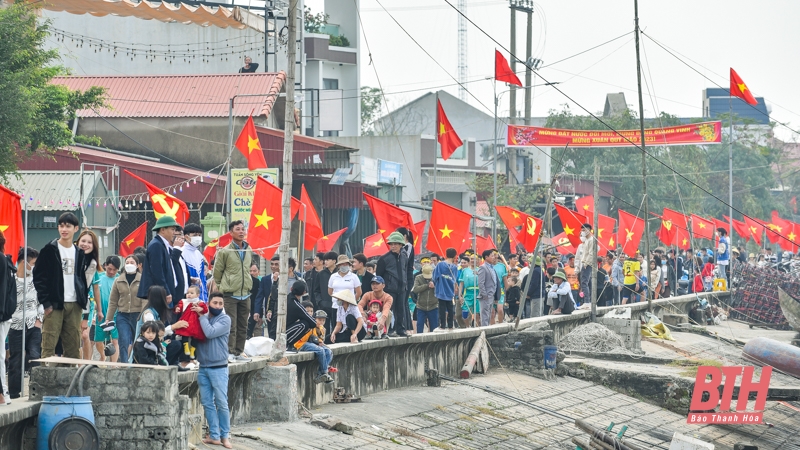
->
xmin=460 ymin=331 xmax=487 ymax=378
xmin=591 ymin=158 xmax=599 ymax=322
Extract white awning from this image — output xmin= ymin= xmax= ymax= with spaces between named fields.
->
xmin=33 ymin=0 xmax=265 ymax=32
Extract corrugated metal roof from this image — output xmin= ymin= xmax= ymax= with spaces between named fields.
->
xmin=51 ymin=73 xmax=285 ymax=118
xmin=4 ymin=171 xmax=106 ymax=211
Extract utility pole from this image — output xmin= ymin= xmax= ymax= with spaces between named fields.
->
xmin=524 ymin=7 xmax=533 ymax=125
xmin=508 ymin=1 xmax=517 ymax=123
xmin=591 ymin=158 xmax=599 ymax=322
xmin=276 ymin=0 xmax=298 ymax=339
xmin=633 ymin=0 xmax=652 ymax=312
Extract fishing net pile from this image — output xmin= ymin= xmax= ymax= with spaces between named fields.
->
xmin=558 ymin=322 xmax=631 ymax=354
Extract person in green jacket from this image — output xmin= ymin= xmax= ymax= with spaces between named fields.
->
xmin=212 ymin=220 xmax=253 ymax=362
xmin=411 ymin=265 xmax=438 ymax=333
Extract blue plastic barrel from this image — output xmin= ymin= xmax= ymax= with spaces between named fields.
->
xmin=37 ymin=396 xmax=95 ymax=450
xmin=543 ymin=345 xmax=558 ymax=369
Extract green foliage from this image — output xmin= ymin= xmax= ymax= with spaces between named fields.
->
xmin=360 ymin=87 xmax=383 ymax=135
xmin=328 ymin=34 xmax=350 ymax=48
xmin=73 ymin=134 xmax=103 ymax=147
xmin=0 ymin=3 xmax=106 ymax=179
xmin=303 ymin=7 xmax=328 ymax=34
xmin=544 ymin=105 xmax=784 ymax=226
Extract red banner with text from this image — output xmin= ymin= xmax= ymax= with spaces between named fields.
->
xmin=507 ymin=121 xmax=722 ymax=148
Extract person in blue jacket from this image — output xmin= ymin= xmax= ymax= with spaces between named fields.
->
xmin=137 ymin=216 xmax=181 ymax=306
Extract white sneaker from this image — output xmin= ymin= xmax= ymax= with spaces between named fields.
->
xmin=234 ymin=355 xmax=252 ymax=363
xmin=228 ymin=354 xmax=235 ymax=363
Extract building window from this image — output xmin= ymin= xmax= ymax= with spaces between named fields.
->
xmin=323 ymin=78 xmax=339 ymax=90
xmin=438 ymin=144 xmax=466 ymax=160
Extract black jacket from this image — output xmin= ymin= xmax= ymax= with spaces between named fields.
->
xmin=524 ymin=266 xmax=547 ymax=300
xmin=255 ymin=274 xmax=272 ymax=317
xmin=376 ymin=250 xmax=408 ymax=295
xmin=303 ymin=269 xmax=317 ymax=305
xmin=313 ymin=268 xmax=334 ymax=309
xmin=357 ymin=270 xmax=374 ymax=300
xmin=286 ymin=294 xmax=317 ymax=347
xmin=132 ymin=338 xmax=161 ymax=365
xmin=138 ymin=236 xmax=177 ymax=300
xmin=33 ymin=239 xmax=89 ymax=311
xmin=171 ymin=248 xmax=190 ymax=306
xmin=0 ymin=255 xmax=16 ymax=322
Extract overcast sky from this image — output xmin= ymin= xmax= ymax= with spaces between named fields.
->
xmin=306 ymin=0 xmax=800 ymax=141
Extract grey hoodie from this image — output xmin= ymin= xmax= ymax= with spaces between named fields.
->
xmin=195 ymin=311 xmax=232 ymax=367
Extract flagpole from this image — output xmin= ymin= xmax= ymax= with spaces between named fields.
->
xmin=492 ymin=79 xmax=498 ymax=242
xmin=21 ymin=198 xmax=28 ymax=396
xmin=729 ymin=93 xmax=734 ymax=272
xmin=634 ymin=0 xmax=652 ymax=311
xmin=434 ymin=93 xmax=438 ymax=204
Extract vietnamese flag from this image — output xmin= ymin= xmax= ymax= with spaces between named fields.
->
xmin=552 ymin=232 xmax=577 ymax=256
xmin=414 ymin=220 xmax=426 ymax=254
xmin=363 ymin=193 xmax=416 ymax=241
xmin=730 ymin=68 xmax=758 ymax=106
xmin=476 ymin=234 xmax=496 ymax=255
xmin=724 ymin=215 xmax=751 ymax=241
xmin=203 ymin=233 xmax=231 ymax=263
xmin=316 ymin=228 xmax=347 ymax=253
xmin=300 ymin=185 xmax=323 ymax=251
xmin=617 ymin=210 xmax=645 ymax=258
xmin=234 ymin=116 xmax=268 ymax=170
xmin=554 ymin=203 xmax=588 ymax=247
xmin=459 ymin=231 xmax=473 ymax=254
xmin=785 ymin=222 xmax=800 ymax=253
xmin=120 ymin=222 xmax=148 ymax=257
xmin=743 ymin=216 xmax=764 ymax=246
xmin=436 ymin=99 xmax=462 ymax=161
xmin=248 ymin=176 xmax=284 ymax=259
xmin=494 ymin=50 xmax=522 ymax=87
xmin=575 ymin=196 xmax=594 ymax=220
xmin=764 ymin=211 xmax=791 ymax=244
xmin=363 ymin=232 xmax=387 ymax=258
xmin=596 ymin=214 xmax=617 ymax=252
xmin=0 ymin=185 xmax=23 ymax=264
xmin=690 ymin=215 xmax=714 ymax=240
xmin=675 ymin=226 xmax=691 ymax=251
xmin=427 ymin=200 xmax=472 ymax=256
xmin=495 ymin=205 xmax=527 ymax=229
xmin=124 ymin=170 xmax=190 ymax=225
xmin=712 ymin=218 xmax=730 ymax=235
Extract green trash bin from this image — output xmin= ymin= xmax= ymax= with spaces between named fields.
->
xmin=200 ymin=212 xmax=227 ymax=242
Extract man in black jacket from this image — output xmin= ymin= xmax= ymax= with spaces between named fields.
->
xmin=313 ymin=252 xmax=337 ymax=339
xmin=523 ymin=257 xmax=547 ymax=317
xmin=285 ymin=281 xmax=316 ymax=349
xmin=376 ymin=232 xmax=410 ymax=337
xmin=137 ymin=216 xmax=180 ymax=304
xmin=33 ymin=212 xmax=89 ymax=362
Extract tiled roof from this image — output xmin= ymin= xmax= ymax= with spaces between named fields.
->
xmin=51 ymin=72 xmax=285 ymax=118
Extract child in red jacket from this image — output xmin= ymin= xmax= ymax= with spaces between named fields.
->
xmin=173 ymin=285 xmax=207 ymax=359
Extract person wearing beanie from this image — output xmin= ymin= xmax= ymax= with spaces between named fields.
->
xmin=285 ymin=280 xmax=317 ymax=350
xmin=411 ymin=264 xmax=438 ymax=333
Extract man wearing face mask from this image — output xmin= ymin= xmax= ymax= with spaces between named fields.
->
xmin=574 ymin=223 xmax=595 ymax=304
xmin=182 ymin=224 xmax=208 ymax=301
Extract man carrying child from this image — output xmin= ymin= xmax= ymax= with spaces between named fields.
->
xmin=357 ymin=276 xmax=392 ymax=339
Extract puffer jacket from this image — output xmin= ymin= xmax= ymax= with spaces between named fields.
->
xmin=411 ymin=273 xmax=438 ymax=312
xmin=213 ymin=241 xmax=253 ymax=297
xmin=106 ymin=273 xmax=143 ymax=318
xmin=0 ymin=255 xmax=17 ymax=322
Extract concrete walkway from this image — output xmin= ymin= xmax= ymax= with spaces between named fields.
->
xmin=201 ymin=370 xmax=800 ymax=449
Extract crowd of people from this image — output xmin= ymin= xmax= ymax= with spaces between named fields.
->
xmin=0 ymin=211 xmax=795 ymax=446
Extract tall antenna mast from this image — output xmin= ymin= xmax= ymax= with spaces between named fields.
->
xmin=457 ymin=0 xmax=468 ymax=102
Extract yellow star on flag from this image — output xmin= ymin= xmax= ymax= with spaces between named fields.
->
xmin=625 ymin=228 xmax=634 ymax=242
xmin=0 ymin=225 xmax=8 ymax=233
xmin=372 ymin=238 xmax=385 ymax=248
xmin=789 ymin=232 xmax=797 ymax=242
xmin=698 ymin=222 xmax=706 ymax=229
xmin=582 ymin=205 xmax=590 ymax=211
xmin=378 ymin=229 xmax=386 ymax=234
xmin=597 ymin=228 xmax=604 ymax=238
xmin=321 ymin=236 xmax=329 ymax=240
xmin=440 ymin=224 xmax=453 ymax=239
xmin=511 ymin=211 xmax=520 ymax=219
xmin=439 ymin=122 xmax=446 ymax=136
xmin=563 ymin=224 xmax=575 ymax=236
xmin=125 ymin=238 xmax=136 ymax=247
xmin=247 ymin=136 xmax=261 ymax=154
xmin=749 ymin=226 xmax=757 ymax=234
xmin=608 ymin=237 xmax=615 ymax=247
xmin=738 ymin=83 xmax=748 ymax=93
xmin=682 ymin=238 xmax=688 ymax=246
xmin=254 ymin=209 xmax=274 ymax=229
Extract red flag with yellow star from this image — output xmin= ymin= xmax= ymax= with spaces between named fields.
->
xmin=785 ymin=222 xmax=800 ymax=253
xmin=724 ymin=215 xmax=750 ymax=241
xmin=436 ymin=99 xmax=463 ymax=161
xmin=596 ymin=214 xmax=617 ymax=252
xmin=363 ymin=193 xmax=416 ymax=241
xmin=0 ymin=184 xmax=23 ymax=264
xmin=120 ymin=222 xmax=147 ymax=257
xmin=675 ymin=226 xmax=691 ymax=251
xmin=496 ymin=206 xmax=527 ymax=228
xmin=690 ymin=214 xmax=714 ymax=240
xmin=414 ymin=220 xmax=426 ymax=254
xmin=730 ymin=68 xmax=758 ymax=106
xmin=476 ymin=234 xmax=496 ymax=255
xmin=234 ymin=116 xmax=268 ymax=170
xmin=363 ymin=232 xmax=388 ymax=258
xmin=203 ymin=233 xmax=231 ymax=263
xmin=617 ymin=209 xmax=645 ymax=258
xmin=743 ymin=215 xmax=764 ymax=246
xmin=575 ymin=196 xmax=594 ymax=220
xmin=459 ymin=231 xmax=473 ymax=254
xmin=554 ymin=203 xmax=587 ymax=247
xmin=124 ymin=170 xmax=190 ymax=226
xmin=248 ymin=176 xmax=283 ymax=259
xmin=300 ymin=184 xmax=323 ymax=250
xmin=316 ymin=228 xmax=347 ymax=253
xmin=427 ymin=199 xmax=472 ymax=256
